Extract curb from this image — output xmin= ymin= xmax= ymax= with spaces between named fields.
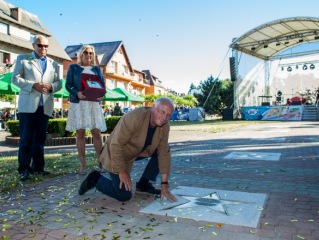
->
xmin=5 ymin=134 xmax=109 ymax=147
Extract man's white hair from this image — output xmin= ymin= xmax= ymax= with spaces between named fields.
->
xmin=154 ymin=97 xmax=175 ymax=109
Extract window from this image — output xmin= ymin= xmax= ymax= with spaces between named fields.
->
xmin=0 ymin=22 xmax=8 ymax=34
xmin=117 ymin=82 xmax=127 ymax=89
xmin=133 ymin=74 xmax=139 ymax=81
xmin=30 ymin=19 xmax=43 ymax=29
xmin=9 ymin=25 xmax=30 ymax=41
xmin=122 ymin=65 xmax=128 ymax=74
xmin=30 ymin=33 xmax=35 ymax=43
xmin=108 ymin=79 xmax=116 ymax=89
xmin=110 ymin=61 xmax=117 ymax=73
xmin=0 ymin=51 xmax=10 ymax=65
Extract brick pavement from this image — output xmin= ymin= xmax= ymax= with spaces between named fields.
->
xmin=0 ymin=121 xmax=319 ymax=239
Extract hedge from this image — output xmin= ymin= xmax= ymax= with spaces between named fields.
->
xmin=6 ymin=116 xmax=121 ymax=137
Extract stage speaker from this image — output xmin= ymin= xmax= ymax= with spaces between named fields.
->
xmin=222 ymin=108 xmax=233 ymax=120
xmin=262 ymin=102 xmax=270 ymax=106
xmin=229 ymin=57 xmax=238 ymax=81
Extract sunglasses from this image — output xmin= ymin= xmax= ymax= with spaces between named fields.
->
xmin=83 ymin=51 xmax=93 ymax=55
xmin=36 ymin=44 xmax=49 ymax=48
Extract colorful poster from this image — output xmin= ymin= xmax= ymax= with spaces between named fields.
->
xmin=261 ymin=106 xmax=303 ymax=121
xmin=240 ymin=106 xmax=304 ymax=121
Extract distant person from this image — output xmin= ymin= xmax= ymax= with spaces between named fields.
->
xmin=113 ymin=103 xmax=123 ymax=116
xmin=5 ymin=58 xmax=12 ymax=67
xmin=78 ymin=97 xmax=178 ymax=203
xmin=1 ymin=108 xmax=12 ymax=130
xmin=12 ymin=35 xmax=61 ymax=181
xmin=286 ymin=98 xmax=292 ymax=106
xmin=65 ymin=45 xmax=107 ymax=175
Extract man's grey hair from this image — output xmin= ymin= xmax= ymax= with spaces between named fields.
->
xmin=33 ymin=35 xmax=48 ymax=44
xmin=154 ymin=97 xmax=175 ymax=109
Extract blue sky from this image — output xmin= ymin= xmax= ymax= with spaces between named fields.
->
xmin=6 ymin=0 xmax=319 ymax=93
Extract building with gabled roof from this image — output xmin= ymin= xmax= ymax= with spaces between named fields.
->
xmin=64 ymin=41 xmax=151 ymax=108
xmin=0 ymin=0 xmax=71 ymax=76
xmin=142 ymin=69 xmax=168 ymax=95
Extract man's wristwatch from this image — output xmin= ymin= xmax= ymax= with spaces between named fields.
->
xmin=161 ymin=181 xmax=169 ymax=185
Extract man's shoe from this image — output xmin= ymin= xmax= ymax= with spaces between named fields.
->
xmin=20 ymin=170 xmax=30 ymax=181
xmin=136 ymin=182 xmax=161 ymax=197
xmin=79 ymin=170 xmax=100 ymax=195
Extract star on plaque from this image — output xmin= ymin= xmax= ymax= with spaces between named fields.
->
xmin=140 ymin=186 xmax=267 ymax=228
xmin=160 ymin=191 xmax=251 ymax=215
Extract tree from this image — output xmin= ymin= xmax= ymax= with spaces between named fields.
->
xmin=141 ymin=93 xmax=197 ymax=108
xmin=188 ymin=83 xmax=198 ymax=94
xmin=194 ymin=76 xmax=233 ymax=116
xmin=0 ymin=94 xmax=15 ymax=104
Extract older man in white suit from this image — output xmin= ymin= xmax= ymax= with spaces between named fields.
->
xmin=12 ymin=35 xmax=61 ymax=181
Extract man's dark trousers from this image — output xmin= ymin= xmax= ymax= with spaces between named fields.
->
xmin=18 ymin=106 xmax=49 ymax=174
xmin=96 ymin=150 xmax=160 ymax=201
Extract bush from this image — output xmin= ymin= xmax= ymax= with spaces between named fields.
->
xmin=6 ymin=116 xmax=121 ymax=137
xmin=47 ymin=119 xmax=74 ymax=137
xmin=6 ymin=120 xmax=19 ymax=136
xmin=105 ymin=116 xmax=121 ymax=133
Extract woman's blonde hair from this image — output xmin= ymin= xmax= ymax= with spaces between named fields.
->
xmin=77 ymin=45 xmax=96 ymax=66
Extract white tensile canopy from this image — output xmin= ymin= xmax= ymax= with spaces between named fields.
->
xmin=230 ymin=17 xmax=319 ymax=61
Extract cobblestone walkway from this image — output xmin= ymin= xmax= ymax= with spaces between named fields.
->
xmin=0 ymin=121 xmax=319 ymax=239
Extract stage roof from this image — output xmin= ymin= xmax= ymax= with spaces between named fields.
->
xmin=229 ymin=17 xmax=319 ymax=60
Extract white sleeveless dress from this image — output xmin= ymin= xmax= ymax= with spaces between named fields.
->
xmin=66 ymin=66 xmax=107 ymax=132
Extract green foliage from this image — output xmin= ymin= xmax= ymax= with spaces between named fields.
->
xmin=6 ymin=116 xmax=122 ymax=137
xmin=188 ymin=83 xmax=198 ymax=94
xmin=6 ymin=120 xmax=19 ymax=136
xmin=47 ymin=119 xmax=73 ymax=137
xmin=105 ymin=116 xmax=121 ymax=133
xmin=142 ymin=94 xmax=198 ymax=107
xmin=142 ymin=94 xmax=158 ymax=103
xmin=0 ymin=94 xmax=15 ymax=103
xmin=194 ymin=76 xmax=233 ymax=116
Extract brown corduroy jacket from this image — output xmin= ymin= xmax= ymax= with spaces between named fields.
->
xmin=100 ymin=107 xmax=171 ymax=175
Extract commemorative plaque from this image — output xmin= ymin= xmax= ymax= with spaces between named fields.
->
xmin=80 ymin=73 xmax=106 ymax=101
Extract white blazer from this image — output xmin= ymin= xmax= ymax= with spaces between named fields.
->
xmin=12 ymin=52 xmax=61 ymax=117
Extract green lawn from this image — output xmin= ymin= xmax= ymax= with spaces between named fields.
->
xmin=0 ymin=152 xmax=98 ymax=193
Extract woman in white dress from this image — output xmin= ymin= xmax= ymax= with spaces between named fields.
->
xmin=65 ymin=45 xmax=107 ymax=174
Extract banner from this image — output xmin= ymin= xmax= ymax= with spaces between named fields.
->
xmin=261 ymin=106 xmax=303 ymax=121
xmin=241 ymin=106 xmax=304 ymax=121
xmin=240 ymin=106 xmax=271 ymax=120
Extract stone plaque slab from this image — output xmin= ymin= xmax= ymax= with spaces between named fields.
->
xmin=224 ymin=151 xmax=281 ymax=161
xmin=140 ymin=186 xmax=266 ymax=228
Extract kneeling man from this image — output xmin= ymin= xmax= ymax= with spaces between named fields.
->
xmin=79 ymin=97 xmax=177 ymax=202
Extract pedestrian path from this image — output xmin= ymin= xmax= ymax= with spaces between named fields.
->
xmin=0 ymin=121 xmax=319 ymax=239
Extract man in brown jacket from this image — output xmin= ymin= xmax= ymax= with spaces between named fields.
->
xmin=79 ymin=97 xmax=177 ymax=202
